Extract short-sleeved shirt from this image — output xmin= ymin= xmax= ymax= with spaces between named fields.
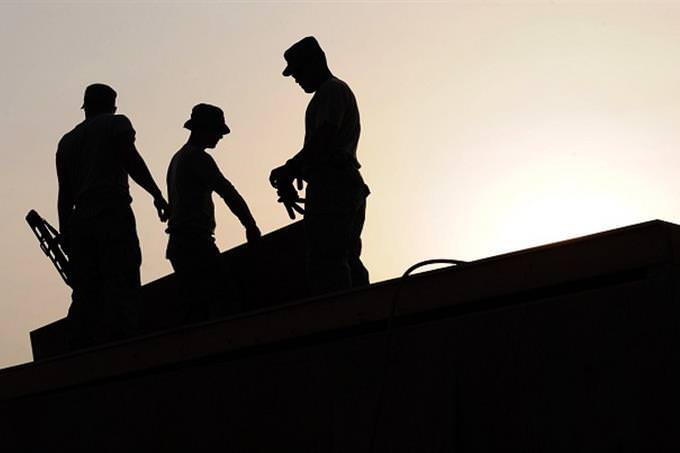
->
xmin=304 ymin=76 xmax=361 ymax=171
xmin=56 ymin=113 xmax=134 ymax=210
xmin=166 ymin=143 xmax=235 ymax=236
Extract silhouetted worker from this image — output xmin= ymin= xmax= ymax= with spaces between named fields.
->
xmin=166 ymin=103 xmax=261 ymax=321
xmin=270 ymin=36 xmax=370 ymax=295
xmin=56 ymin=83 xmax=169 ymax=347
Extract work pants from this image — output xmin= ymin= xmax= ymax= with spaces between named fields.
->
xmin=304 ymin=167 xmax=370 ymax=296
xmin=167 ymin=233 xmax=238 ymax=323
xmin=67 ymin=204 xmax=141 ymax=349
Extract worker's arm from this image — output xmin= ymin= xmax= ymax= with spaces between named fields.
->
xmin=120 ymin=142 xmax=169 ymax=222
xmin=268 ymin=122 xmax=334 ymax=220
xmin=203 ymin=156 xmax=260 ymax=242
xmin=55 ymin=149 xmax=74 ymax=245
xmin=217 ymin=181 xmax=261 ymax=243
xmin=111 ymin=115 xmax=168 ymax=221
xmin=269 ymin=121 xmax=336 ymax=189
xmin=270 ymin=83 xmax=344 ymax=188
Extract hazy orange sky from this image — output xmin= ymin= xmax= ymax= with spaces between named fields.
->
xmin=2 ymin=1 xmax=680 ymax=369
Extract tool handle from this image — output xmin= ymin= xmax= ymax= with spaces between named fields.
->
xmin=25 ymin=210 xmax=71 ymax=287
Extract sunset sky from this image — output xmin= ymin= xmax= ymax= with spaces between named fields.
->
xmin=2 ymin=1 xmax=680 ymax=368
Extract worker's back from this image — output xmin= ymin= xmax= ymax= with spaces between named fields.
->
xmin=166 ymin=143 xmax=218 ymax=236
xmin=56 ymin=113 xmax=134 ymax=214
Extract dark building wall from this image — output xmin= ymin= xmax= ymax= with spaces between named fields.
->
xmin=4 ymin=269 xmax=680 ymax=451
xmin=3 ymin=221 xmax=680 ymax=452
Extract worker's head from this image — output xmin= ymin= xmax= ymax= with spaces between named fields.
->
xmin=82 ymin=83 xmax=117 ymax=118
xmin=184 ymin=103 xmax=230 ymax=149
xmin=282 ymin=36 xmax=330 ymax=93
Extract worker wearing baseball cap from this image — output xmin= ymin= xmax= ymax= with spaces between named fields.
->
xmin=56 ymin=83 xmax=169 ymax=348
xmin=80 ymin=83 xmax=117 ymax=110
xmin=270 ymin=36 xmax=370 ymax=295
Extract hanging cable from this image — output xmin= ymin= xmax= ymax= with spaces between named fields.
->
xmin=368 ymin=258 xmax=467 ymax=451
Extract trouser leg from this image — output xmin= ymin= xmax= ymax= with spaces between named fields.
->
xmin=168 ymin=234 xmax=232 ymax=324
xmin=305 ymin=210 xmax=353 ymax=295
xmin=348 ymin=197 xmax=369 ymax=288
xmin=97 ymin=207 xmax=141 ymax=341
xmin=67 ymin=206 xmax=141 ymax=348
xmin=170 ymin=257 xmax=211 ymax=323
xmin=304 ymin=170 xmax=370 ymax=296
xmin=68 ymin=229 xmax=101 ymax=349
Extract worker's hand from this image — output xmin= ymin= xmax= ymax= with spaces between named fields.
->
xmin=276 ymin=180 xmax=298 ymax=201
xmin=154 ymin=196 xmax=169 ymax=222
xmin=277 ymin=183 xmax=305 ymax=220
xmin=246 ymin=224 xmax=262 ymax=243
xmin=282 ymin=198 xmax=305 ymax=220
xmin=269 ymin=164 xmax=293 ymax=189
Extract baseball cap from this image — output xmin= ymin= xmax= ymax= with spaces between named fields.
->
xmin=282 ymin=36 xmax=326 ymax=77
xmin=81 ymin=83 xmax=116 ymax=110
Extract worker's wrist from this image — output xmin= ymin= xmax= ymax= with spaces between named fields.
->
xmin=151 ymin=189 xmax=164 ymax=202
xmin=242 ymin=217 xmax=258 ymax=230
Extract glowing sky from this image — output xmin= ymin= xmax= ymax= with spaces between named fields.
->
xmin=2 ymin=1 xmax=680 ymax=369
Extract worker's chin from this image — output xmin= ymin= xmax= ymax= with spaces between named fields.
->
xmin=298 ymin=82 xmax=314 ymax=93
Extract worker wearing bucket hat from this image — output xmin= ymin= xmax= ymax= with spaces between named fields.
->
xmin=166 ymin=103 xmax=260 ymax=321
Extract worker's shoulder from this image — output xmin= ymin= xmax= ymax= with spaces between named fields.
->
xmin=324 ymin=76 xmax=354 ymax=94
xmin=168 ymin=145 xmax=190 ymax=168
xmin=174 ymin=146 xmax=217 ymax=172
xmin=60 ymin=114 xmax=133 ymax=138
xmin=85 ymin=113 xmax=134 ymax=128
xmin=327 ymin=76 xmax=349 ymax=87
xmin=106 ymin=114 xmax=135 ymax=136
xmin=83 ymin=113 xmax=136 ymax=138
xmin=180 ymin=146 xmax=214 ymax=162
xmin=57 ymin=120 xmax=86 ymax=154
xmin=314 ymin=77 xmax=356 ymax=104
xmin=195 ymin=149 xmax=219 ymax=169
xmin=111 ymin=112 xmax=133 ymax=123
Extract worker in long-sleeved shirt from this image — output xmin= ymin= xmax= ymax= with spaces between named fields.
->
xmin=166 ymin=103 xmax=260 ymax=321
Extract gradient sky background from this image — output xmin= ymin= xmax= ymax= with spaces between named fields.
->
xmin=2 ymin=0 xmax=680 ymax=369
